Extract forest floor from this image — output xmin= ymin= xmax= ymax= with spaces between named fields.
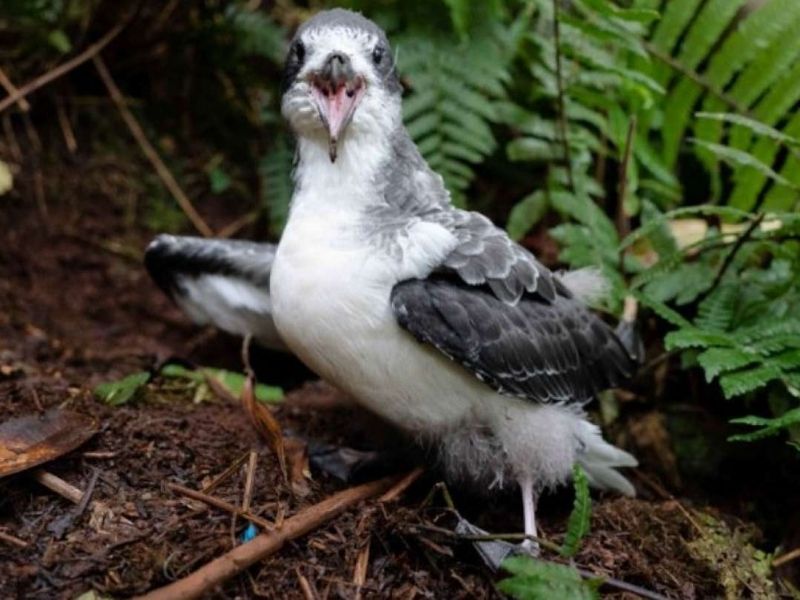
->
xmin=0 ymin=153 xmax=788 ymax=599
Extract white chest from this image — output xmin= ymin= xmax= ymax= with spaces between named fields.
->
xmin=269 ymin=193 xmax=469 ymax=428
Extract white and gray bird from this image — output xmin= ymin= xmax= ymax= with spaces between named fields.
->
xmin=146 ymin=8 xmax=639 ymax=552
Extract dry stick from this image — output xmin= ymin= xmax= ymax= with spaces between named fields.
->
xmin=774 ymin=546 xmax=800 ymax=568
xmin=92 ymin=55 xmax=213 ymax=237
xmin=166 ymin=483 xmax=274 ymax=532
xmin=552 ymin=0 xmax=574 ymax=193
xmin=138 ymin=475 xmax=398 ymax=600
xmin=32 ymin=469 xmax=84 ymax=504
xmin=242 ymin=451 xmax=258 ymax=514
xmin=55 ymin=95 xmax=78 ymax=153
xmin=0 ymin=67 xmax=30 ymax=112
xmin=295 ymin=568 xmax=319 ymax=600
xmin=0 ymin=25 xmax=124 ymax=114
xmin=201 ymin=451 xmax=250 ymax=494
xmin=0 ymin=530 xmax=29 ymax=549
xmin=378 ymin=466 xmax=424 ymax=502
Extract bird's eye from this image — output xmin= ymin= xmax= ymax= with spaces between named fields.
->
xmin=372 ymin=46 xmax=385 ymax=65
xmin=294 ymin=41 xmax=305 ymax=62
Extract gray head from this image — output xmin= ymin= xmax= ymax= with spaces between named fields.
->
xmin=281 ymin=9 xmax=403 ymax=162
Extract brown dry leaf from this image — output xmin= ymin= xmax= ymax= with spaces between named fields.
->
xmin=0 ymin=409 xmax=97 ymax=478
xmin=285 ymin=436 xmax=311 ymax=497
xmin=241 ymin=372 xmax=287 ymax=481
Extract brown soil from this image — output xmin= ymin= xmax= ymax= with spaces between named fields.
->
xmin=0 ymin=151 xmax=773 ymax=599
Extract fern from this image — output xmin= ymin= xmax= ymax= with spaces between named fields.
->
xmin=399 ymin=19 xmax=517 ymax=202
xmin=561 ymin=465 xmax=591 ymax=558
xmin=499 ymin=556 xmax=601 ymax=600
xmin=636 ymin=0 xmax=800 ymax=205
xmin=259 ymin=135 xmax=294 ymax=236
xmin=729 ymin=407 xmax=800 ymax=443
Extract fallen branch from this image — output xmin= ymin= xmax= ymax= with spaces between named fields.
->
xmin=166 ymin=482 xmax=274 ymax=531
xmin=92 ymin=55 xmax=213 ymax=237
xmin=379 ymin=467 xmax=424 ymax=502
xmin=0 ymin=67 xmax=30 ymax=112
xmin=138 ymin=475 xmax=398 ymax=600
xmin=33 ymin=469 xmax=84 ymax=504
xmin=0 ymin=25 xmax=124 ymax=114
xmin=0 ymin=530 xmax=28 ymax=549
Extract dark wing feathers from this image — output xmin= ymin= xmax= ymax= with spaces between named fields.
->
xmin=391 ymin=276 xmax=636 ymax=406
xmin=428 ymin=210 xmax=564 ymax=304
xmin=144 ymin=234 xmax=275 ymax=298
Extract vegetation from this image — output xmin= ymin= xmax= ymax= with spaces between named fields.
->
xmin=2 ymin=0 xmax=799 ymax=595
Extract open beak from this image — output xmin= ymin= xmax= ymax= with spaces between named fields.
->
xmin=311 ymin=53 xmax=365 ymax=162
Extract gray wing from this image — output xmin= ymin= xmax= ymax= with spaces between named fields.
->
xmin=428 ymin=210 xmax=565 ymax=304
xmin=144 ymin=235 xmax=285 ymax=350
xmin=391 ymin=276 xmax=636 ymax=405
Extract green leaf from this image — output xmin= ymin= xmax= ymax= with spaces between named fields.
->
xmin=507 ymin=191 xmax=548 ymax=241
xmin=161 ymin=364 xmax=283 ymax=404
xmin=720 ymin=365 xmax=783 ymax=399
xmin=695 ymin=112 xmax=800 ymax=148
xmin=561 ymin=465 xmax=591 ymax=557
xmin=94 ymin=372 xmax=150 ymax=406
xmin=499 ymin=556 xmax=601 ymax=600
xmin=47 ymin=29 xmax=71 ymax=53
xmin=689 ymin=139 xmax=798 ymax=189
xmin=697 ymin=348 xmax=758 ymax=382
xmin=729 ymin=407 xmax=800 ymax=442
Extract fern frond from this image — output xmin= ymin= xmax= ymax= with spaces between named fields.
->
xmin=729 ymin=407 xmax=800 ymax=442
xmin=259 ymin=136 xmax=294 ymax=236
xmin=720 ymin=365 xmax=783 ymax=399
xmin=561 ymin=464 xmax=591 ymax=558
xmin=695 ymin=285 xmax=737 ymax=332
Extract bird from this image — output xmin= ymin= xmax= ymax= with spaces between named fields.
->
xmin=266 ymin=8 xmax=639 ymax=551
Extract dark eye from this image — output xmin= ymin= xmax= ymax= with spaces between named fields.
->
xmin=294 ymin=41 xmax=305 ymax=63
xmin=372 ymin=45 xmax=385 ymax=65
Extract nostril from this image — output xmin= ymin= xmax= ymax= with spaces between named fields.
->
xmin=329 ymin=52 xmax=346 ymax=65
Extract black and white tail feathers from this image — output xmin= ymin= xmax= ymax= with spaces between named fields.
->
xmin=144 ymin=235 xmax=285 ymax=350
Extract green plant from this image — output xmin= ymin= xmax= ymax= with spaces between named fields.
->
xmin=498 ymin=557 xmax=601 ymax=600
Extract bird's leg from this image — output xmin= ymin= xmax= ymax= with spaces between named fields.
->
xmin=519 ymin=474 xmax=540 ymax=555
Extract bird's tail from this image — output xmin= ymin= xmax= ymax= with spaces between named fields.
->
xmin=576 ymin=420 xmax=638 ymax=497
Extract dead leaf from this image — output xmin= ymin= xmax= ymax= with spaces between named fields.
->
xmin=285 ymin=436 xmax=311 ymax=497
xmin=0 ymin=409 xmax=97 ymax=478
xmin=241 ymin=372 xmax=287 ymax=481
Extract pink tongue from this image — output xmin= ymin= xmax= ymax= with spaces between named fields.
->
xmin=316 ymin=86 xmax=357 ymax=139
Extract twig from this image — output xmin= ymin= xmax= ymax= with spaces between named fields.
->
xmin=32 ymin=469 xmax=84 ymax=504
xmin=696 ymin=213 xmax=765 ymax=304
xmin=379 ymin=467 xmax=424 ymax=502
xmin=0 ymin=530 xmax=28 ymax=549
xmin=201 ymin=451 xmax=250 ymax=494
xmin=138 ymin=475 xmax=399 ymax=600
xmin=773 ymin=546 xmax=800 ymax=568
xmin=242 ymin=451 xmax=258 ymax=514
xmin=55 ymin=95 xmax=78 ymax=153
xmin=552 ymin=0 xmax=574 ymax=192
xmin=75 ymin=469 xmax=100 ymax=519
xmin=353 ymin=541 xmax=370 ymax=600
xmin=0 ymin=25 xmax=124 ymax=114
xmin=217 ymin=210 xmax=259 ymax=239
xmin=574 ymin=566 xmax=669 ymax=600
xmin=166 ymin=482 xmax=274 ymax=531
xmin=92 ymin=55 xmax=213 ymax=237
xmin=295 ymin=568 xmax=319 ymax=600
xmin=0 ymin=67 xmax=30 ymax=111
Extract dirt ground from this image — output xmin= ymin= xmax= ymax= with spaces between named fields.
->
xmin=0 ymin=154 xmax=789 ymax=599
